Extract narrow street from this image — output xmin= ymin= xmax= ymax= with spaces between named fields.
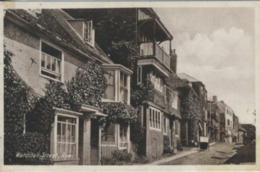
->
xmin=163 ymin=143 xmax=256 ymax=165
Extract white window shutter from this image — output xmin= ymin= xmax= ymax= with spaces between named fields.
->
xmin=91 ymin=29 xmax=95 ymax=47
xmin=85 ymin=20 xmax=95 ymax=47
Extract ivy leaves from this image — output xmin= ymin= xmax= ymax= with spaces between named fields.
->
xmin=4 ymin=48 xmax=33 ymax=135
xmin=100 ymin=102 xmax=138 ymax=127
xmin=66 ymin=61 xmax=106 ymax=109
xmin=131 ymin=81 xmax=154 ymax=107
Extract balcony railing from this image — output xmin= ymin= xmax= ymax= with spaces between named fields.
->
xmin=140 ymin=42 xmax=171 ymax=69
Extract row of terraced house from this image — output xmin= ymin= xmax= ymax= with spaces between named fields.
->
xmin=4 ymin=8 xmax=245 ymax=165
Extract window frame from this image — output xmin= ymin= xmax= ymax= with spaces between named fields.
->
xmin=118 ymin=124 xmax=129 ymax=150
xmin=53 ymin=109 xmax=80 ymax=161
xmin=84 ymin=20 xmax=95 ymax=47
xmin=103 ymin=70 xmax=116 ymax=101
xmin=101 ymin=123 xmax=116 ymax=146
xmin=149 ymin=107 xmax=161 ymax=131
xmin=120 ymin=72 xmax=129 ymax=104
xmin=163 ymin=117 xmax=168 ymax=135
xmin=40 ymin=40 xmax=64 ymax=82
xmin=137 ymin=66 xmax=142 ymax=84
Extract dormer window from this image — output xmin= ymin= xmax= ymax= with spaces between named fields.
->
xmin=68 ymin=19 xmax=95 ymax=47
xmin=84 ymin=21 xmax=95 ymax=46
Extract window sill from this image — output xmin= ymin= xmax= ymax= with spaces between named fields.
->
xmin=149 ymin=127 xmax=161 ymax=132
xmin=118 ymin=147 xmax=127 ymax=150
xmin=101 ymin=99 xmax=117 ymax=103
xmin=101 ymin=144 xmax=117 ymax=147
xmin=40 ymin=73 xmax=63 ymax=83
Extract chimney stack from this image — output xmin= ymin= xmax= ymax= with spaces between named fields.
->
xmin=170 ymin=49 xmax=177 ymax=73
xmin=213 ymin=96 xmax=218 ymax=103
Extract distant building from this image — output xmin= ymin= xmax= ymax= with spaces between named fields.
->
xmin=177 ymin=73 xmax=207 ymax=146
xmin=233 ymin=114 xmax=239 ymax=143
xmin=217 ymin=101 xmax=234 ymax=143
xmin=178 ymin=73 xmax=208 ymax=136
xmin=207 ymin=96 xmax=220 ymax=142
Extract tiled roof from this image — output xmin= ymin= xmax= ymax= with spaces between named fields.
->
xmin=177 ymin=73 xmax=200 ymax=83
xmin=7 ymin=9 xmax=113 ymax=64
xmin=166 ymin=72 xmax=189 ymax=90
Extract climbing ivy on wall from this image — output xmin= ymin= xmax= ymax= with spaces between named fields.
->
xmin=66 ymin=61 xmax=106 ymax=109
xmin=99 ymin=102 xmax=138 ymax=128
xmin=180 ymin=87 xmax=202 ymax=144
xmin=180 ymin=89 xmax=202 ymax=120
xmin=4 ymin=47 xmax=52 ymax=164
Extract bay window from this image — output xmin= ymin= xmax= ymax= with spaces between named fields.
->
xmin=41 ymin=42 xmax=62 ymax=81
xmin=102 ymin=64 xmax=132 ymax=104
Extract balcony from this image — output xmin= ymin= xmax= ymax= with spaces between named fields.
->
xmin=140 ymin=42 xmax=171 ymax=72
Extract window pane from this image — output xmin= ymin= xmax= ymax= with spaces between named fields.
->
xmin=158 ymin=112 xmax=160 ymax=128
xmin=120 ymin=72 xmax=124 ymax=87
xmin=149 ymin=109 xmax=152 ymax=127
xmin=41 ymin=54 xmax=46 ymax=67
xmin=120 ymin=87 xmax=128 ymax=104
xmin=104 ymin=70 xmax=115 ymax=100
xmin=101 ymin=124 xmax=115 ymax=144
xmin=124 ymin=74 xmax=127 ymax=87
xmin=61 ymin=123 xmax=66 ymax=142
xmin=56 ymin=115 xmax=78 ymax=159
xmin=72 ymin=125 xmax=75 ymax=142
xmin=120 ymin=125 xmax=128 ymax=148
xmin=41 ymin=43 xmax=62 ymax=81
xmin=105 ymin=70 xmax=115 ymax=85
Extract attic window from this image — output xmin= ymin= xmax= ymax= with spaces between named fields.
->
xmin=84 ymin=20 xmax=95 ymax=47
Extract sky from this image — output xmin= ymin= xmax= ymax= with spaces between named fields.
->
xmin=156 ymin=8 xmax=255 ymax=125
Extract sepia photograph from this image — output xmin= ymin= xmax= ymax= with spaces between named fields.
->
xmin=1 ymin=2 xmax=259 ymax=171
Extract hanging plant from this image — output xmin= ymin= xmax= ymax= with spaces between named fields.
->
xmin=99 ymin=102 xmax=137 ymax=127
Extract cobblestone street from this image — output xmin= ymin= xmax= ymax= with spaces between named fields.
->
xmin=163 ymin=143 xmax=256 ymax=165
